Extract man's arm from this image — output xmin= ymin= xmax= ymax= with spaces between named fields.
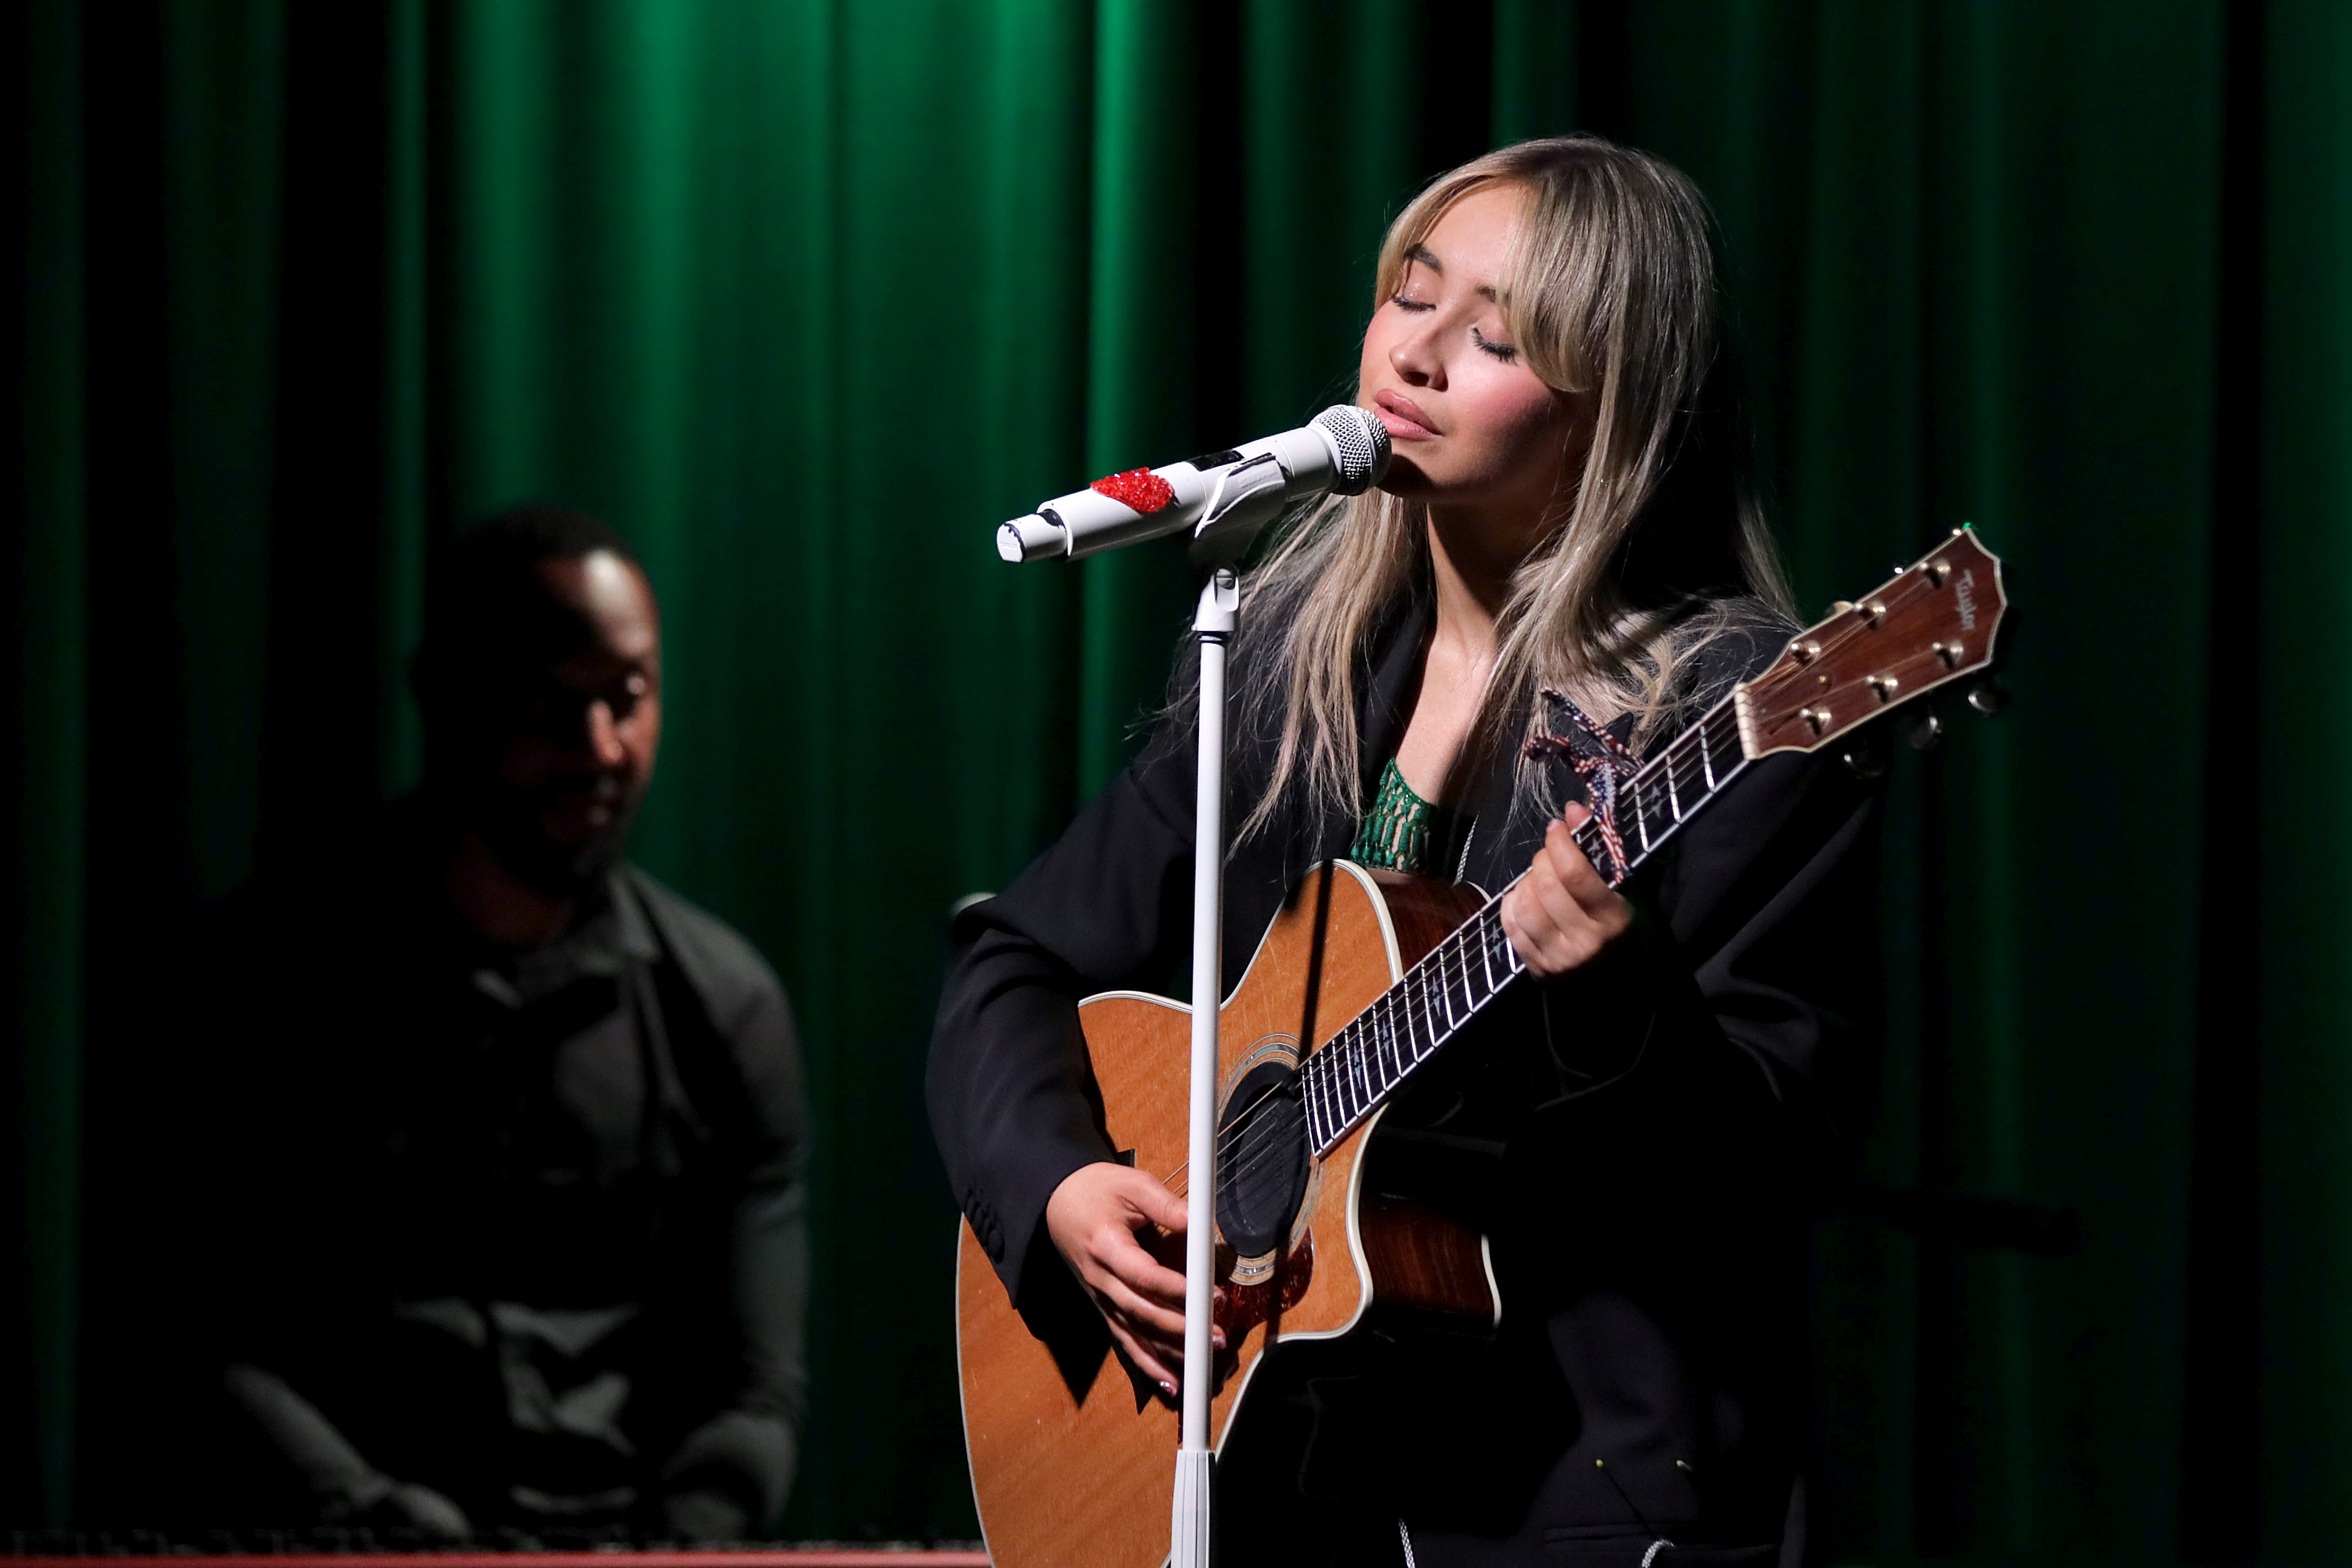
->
xmin=219 ymin=1365 xmax=470 ymax=1537
xmin=646 ymin=904 xmax=811 ymax=1541
xmin=658 ymin=1169 xmax=806 ymax=1540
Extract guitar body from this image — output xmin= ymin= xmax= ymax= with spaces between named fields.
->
xmin=955 ymin=861 xmax=1494 ymax=1568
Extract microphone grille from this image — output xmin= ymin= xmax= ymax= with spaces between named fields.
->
xmin=1314 ymin=405 xmax=1390 ymax=494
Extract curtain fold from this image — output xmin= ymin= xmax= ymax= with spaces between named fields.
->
xmin=2 ymin=0 xmax=2337 ymax=1556
xmin=8 ymin=0 xmax=89 ymax=1529
xmin=2259 ymin=2 xmax=2352 ymax=1553
xmin=1079 ymin=0 xmax=1198 ymax=793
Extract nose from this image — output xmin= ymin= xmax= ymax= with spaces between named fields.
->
xmin=1387 ymin=313 xmax=1444 ymax=388
xmin=583 ymin=700 xmax=626 ymax=767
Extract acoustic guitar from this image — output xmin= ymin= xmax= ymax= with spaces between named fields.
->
xmin=955 ymin=530 xmax=2010 ymax=1567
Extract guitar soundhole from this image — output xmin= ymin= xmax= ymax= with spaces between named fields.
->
xmin=1214 ymin=1060 xmax=1309 ymax=1259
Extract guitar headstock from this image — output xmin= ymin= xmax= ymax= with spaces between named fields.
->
xmin=1735 ymin=529 xmax=2008 ymax=760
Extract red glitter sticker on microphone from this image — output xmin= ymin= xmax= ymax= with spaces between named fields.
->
xmin=1090 ymin=468 xmax=1175 ymax=514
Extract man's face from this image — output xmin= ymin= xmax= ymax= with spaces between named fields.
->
xmin=468 ymin=550 xmax=663 ymax=891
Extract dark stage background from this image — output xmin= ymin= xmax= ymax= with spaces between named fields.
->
xmin=3 ymin=0 xmax=2341 ymax=1557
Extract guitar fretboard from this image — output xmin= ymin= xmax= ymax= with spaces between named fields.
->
xmin=1299 ymin=693 xmax=1750 ymax=1154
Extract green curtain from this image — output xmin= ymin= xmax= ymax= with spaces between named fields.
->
xmin=6 ymin=0 xmax=2344 ymax=1556
xmin=2260 ymin=3 xmax=2352 ymax=1550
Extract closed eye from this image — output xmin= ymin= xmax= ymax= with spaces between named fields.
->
xmin=1472 ymin=326 xmax=1518 ymax=362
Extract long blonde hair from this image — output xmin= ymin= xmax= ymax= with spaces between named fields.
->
xmin=1228 ymin=135 xmax=1793 ymax=843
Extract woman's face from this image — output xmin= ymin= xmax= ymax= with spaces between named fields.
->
xmin=1359 ymin=183 xmax=1587 ymax=521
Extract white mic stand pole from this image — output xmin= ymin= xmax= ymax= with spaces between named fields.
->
xmin=1170 ymin=558 xmax=1235 ymax=1568
xmin=1170 ymin=458 xmax=1288 ymax=1568
xmin=994 ymin=411 xmax=1387 ymax=1568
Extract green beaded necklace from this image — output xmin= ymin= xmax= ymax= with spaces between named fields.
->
xmin=1349 ymin=757 xmax=1446 ymax=874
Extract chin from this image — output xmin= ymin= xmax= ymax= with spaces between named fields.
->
xmin=485 ymin=810 xmax=634 ymax=895
xmin=1377 ymin=460 xmax=1437 ymax=499
xmin=554 ymin=824 xmax=630 ymax=886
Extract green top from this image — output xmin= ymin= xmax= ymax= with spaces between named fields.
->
xmin=1349 ymin=755 xmax=1450 ymax=874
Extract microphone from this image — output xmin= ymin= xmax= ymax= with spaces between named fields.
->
xmin=997 ymin=405 xmax=1391 ymax=564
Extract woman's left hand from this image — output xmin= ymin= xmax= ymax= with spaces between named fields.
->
xmin=1499 ymin=801 xmax=1635 ymax=979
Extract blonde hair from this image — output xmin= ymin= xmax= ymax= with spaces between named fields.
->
xmin=1227 ymin=135 xmax=1794 ymax=843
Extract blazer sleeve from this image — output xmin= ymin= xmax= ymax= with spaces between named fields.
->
xmin=1426 ymin=608 xmax=1885 ymax=1225
xmin=927 ymin=732 xmax=1204 ymax=1303
xmin=1512 ymin=740 xmax=1883 ymax=1209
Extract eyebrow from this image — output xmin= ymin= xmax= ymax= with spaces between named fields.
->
xmin=1403 ymin=243 xmax=1498 ymax=300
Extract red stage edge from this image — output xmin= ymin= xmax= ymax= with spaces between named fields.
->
xmin=3 ymin=1557 xmax=988 ymax=1568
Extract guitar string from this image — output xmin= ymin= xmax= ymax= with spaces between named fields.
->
xmin=1765 ymin=561 xmax=1952 ymax=707
xmin=1120 ymin=583 xmax=1966 ymax=1298
xmin=1241 ymin=566 xmax=1965 ymax=1169
xmin=1292 ymin=900 xmax=1515 ymax=1158
xmin=1200 ymin=902 xmax=1538 ymax=1208
xmin=1200 ymin=892 xmax=1521 ymax=1195
xmin=1210 ymin=700 xmax=1758 ymax=1186
xmin=1615 ymin=706 xmax=1742 ymax=869
xmin=1208 ymin=701 xmax=1739 ymax=1186
xmin=1158 ymin=1075 xmax=1290 ymax=1198
xmin=1160 ymin=700 xmax=1768 ymax=1200
xmin=1157 ymin=700 xmax=1787 ymax=1212
xmin=1097 ymin=586 xmax=1960 ymax=1265
xmin=1286 ymin=698 xmax=1738 ymax=1145
xmin=1130 ymin=930 xmax=1477 ymax=1196
xmin=1132 ymin=597 xmax=1935 ymax=1211
xmin=1192 ymin=702 xmax=1721 ymax=1195
xmin=1161 ymin=882 xmax=1573 ymax=1232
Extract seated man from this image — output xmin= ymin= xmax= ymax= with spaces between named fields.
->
xmin=171 ymin=508 xmax=806 ymax=1542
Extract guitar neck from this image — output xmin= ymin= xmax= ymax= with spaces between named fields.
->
xmin=1297 ymin=526 xmax=2011 ymax=1156
xmin=1300 ymin=690 xmax=1749 ymax=1155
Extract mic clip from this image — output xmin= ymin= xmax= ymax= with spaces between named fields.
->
xmin=1188 ymin=453 xmax=1289 ymax=566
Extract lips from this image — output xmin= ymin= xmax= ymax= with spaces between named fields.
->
xmin=1373 ymin=390 xmax=1437 ymax=440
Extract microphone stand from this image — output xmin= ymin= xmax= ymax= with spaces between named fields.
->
xmin=1170 ymin=461 xmax=1287 ymax=1568
xmin=1170 ymin=559 xmax=1234 ymax=1568
xmin=998 ymin=432 xmax=1369 ymax=1566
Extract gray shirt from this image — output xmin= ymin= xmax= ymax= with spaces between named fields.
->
xmin=170 ymin=808 xmax=807 ymax=1541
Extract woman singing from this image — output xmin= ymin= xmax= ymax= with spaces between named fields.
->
xmin=931 ymin=136 xmax=1879 ymax=1568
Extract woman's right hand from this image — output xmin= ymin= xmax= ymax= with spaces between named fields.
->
xmin=1044 ymin=1161 xmax=1222 ymax=1396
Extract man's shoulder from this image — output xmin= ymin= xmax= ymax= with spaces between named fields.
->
xmin=618 ymin=868 xmax=806 ymax=1144
xmin=617 ymin=864 xmax=791 ymax=1021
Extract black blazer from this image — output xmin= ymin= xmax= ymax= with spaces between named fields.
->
xmin=929 ymin=589 xmax=1880 ymax=1566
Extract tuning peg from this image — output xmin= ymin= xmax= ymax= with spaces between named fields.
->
xmin=1906 ymin=710 xmax=1943 ymax=750
xmin=1966 ymin=681 xmax=2010 ymax=717
xmin=1840 ymin=731 xmax=1889 ymax=780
